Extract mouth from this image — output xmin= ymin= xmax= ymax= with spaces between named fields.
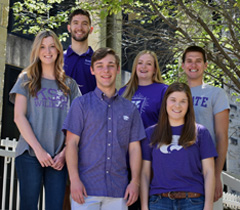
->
xmin=172 ymin=110 xmax=181 ymax=113
xmin=44 ymin=55 xmax=52 ymax=58
xmin=189 ymin=69 xmax=198 ymax=72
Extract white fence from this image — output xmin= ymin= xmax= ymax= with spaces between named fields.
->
xmin=0 ymin=138 xmax=45 ymax=210
xmin=0 ymin=138 xmax=240 ymax=209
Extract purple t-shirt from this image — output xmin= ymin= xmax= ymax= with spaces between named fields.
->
xmin=119 ymin=83 xmax=168 ymax=128
xmin=62 ymin=88 xmax=146 ymax=198
xmin=64 ymin=46 xmax=96 ymax=95
xmin=142 ymin=124 xmax=217 ymax=195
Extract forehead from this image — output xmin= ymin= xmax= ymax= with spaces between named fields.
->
xmin=168 ymin=91 xmax=188 ymax=99
xmin=185 ymin=51 xmax=204 ymax=60
xmin=139 ymin=53 xmax=154 ymax=61
xmin=71 ymin=14 xmax=90 ymax=23
xmin=94 ymin=54 xmax=117 ymax=65
xmin=41 ymin=36 xmax=55 ymax=44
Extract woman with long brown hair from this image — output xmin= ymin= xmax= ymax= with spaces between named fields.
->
xmin=141 ymin=82 xmax=217 ymax=210
xmin=10 ymin=30 xmax=80 ymax=210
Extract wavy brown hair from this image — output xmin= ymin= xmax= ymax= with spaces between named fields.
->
xmin=151 ymin=82 xmax=196 ymax=148
xmin=20 ymin=30 xmax=70 ymax=97
xmin=122 ymin=50 xmax=164 ymax=100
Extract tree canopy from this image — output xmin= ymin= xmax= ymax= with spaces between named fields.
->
xmin=12 ymin=0 xmax=240 ymax=94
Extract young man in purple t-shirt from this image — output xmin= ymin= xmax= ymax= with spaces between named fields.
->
xmin=64 ymin=9 xmax=96 ymax=95
xmin=63 ymin=48 xmax=145 ymax=210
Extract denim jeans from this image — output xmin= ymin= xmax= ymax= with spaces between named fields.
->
xmin=15 ymin=152 xmax=67 ymax=210
xmin=149 ymin=194 xmax=205 ymax=210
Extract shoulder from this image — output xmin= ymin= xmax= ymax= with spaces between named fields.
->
xmin=146 ymin=124 xmax=157 ymax=138
xmin=118 ymin=86 xmax=126 ymax=95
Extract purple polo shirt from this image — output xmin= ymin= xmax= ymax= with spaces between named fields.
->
xmin=62 ymin=88 xmax=146 ymax=198
xmin=63 ymin=46 xmax=96 ymax=95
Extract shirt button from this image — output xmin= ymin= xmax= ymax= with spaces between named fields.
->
xmin=108 ymin=105 xmax=111 ymax=108
xmin=107 ymin=157 xmax=110 ymax=160
xmin=108 ymin=130 xmax=111 ymax=133
xmin=108 ymin=143 xmax=111 ymax=146
xmin=108 ymin=117 xmax=111 ymax=120
xmin=106 ymin=171 xmax=109 ymax=174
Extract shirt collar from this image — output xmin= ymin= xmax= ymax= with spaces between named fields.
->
xmin=94 ymin=87 xmax=118 ymax=101
xmin=66 ymin=46 xmax=93 ymax=57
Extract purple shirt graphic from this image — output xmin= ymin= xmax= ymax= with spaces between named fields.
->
xmin=62 ymin=88 xmax=146 ymax=198
xmin=64 ymin=46 xmax=96 ymax=95
xmin=119 ymin=83 xmax=168 ymax=129
xmin=142 ymin=124 xmax=217 ymax=195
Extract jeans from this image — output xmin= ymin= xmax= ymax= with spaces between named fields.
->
xmin=149 ymin=194 xmax=204 ymax=210
xmin=15 ymin=152 xmax=67 ymax=210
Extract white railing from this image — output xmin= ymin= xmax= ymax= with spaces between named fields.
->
xmin=0 ymin=138 xmax=45 ymax=210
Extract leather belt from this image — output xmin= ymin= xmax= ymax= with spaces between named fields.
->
xmin=160 ymin=192 xmax=201 ymax=200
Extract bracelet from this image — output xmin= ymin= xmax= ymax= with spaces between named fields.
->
xmin=131 ymin=180 xmax=140 ymax=187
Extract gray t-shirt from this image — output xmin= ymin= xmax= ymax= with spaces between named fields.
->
xmin=191 ymin=83 xmax=230 ymax=146
xmin=9 ymin=73 xmax=81 ymax=157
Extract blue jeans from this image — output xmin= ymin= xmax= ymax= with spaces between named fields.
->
xmin=15 ymin=152 xmax=67 ymax=210
xmin=149 ymin=194 xmax=204 ymax=210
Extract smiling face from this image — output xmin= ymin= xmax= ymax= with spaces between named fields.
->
xmin=136 ymin=53 xmax=156 ymax=85
xmin=182 ymin=51 xmax=207 ymax=85
xmin=67 ymin=14 xmax=92 ymax=42
xmin=90 ymin=54 xmax=120 ymax=93
xmin=166 ymin=91 xmax=189 ymax=126
xmin=39 ymin=36 xmax=58 ymax=66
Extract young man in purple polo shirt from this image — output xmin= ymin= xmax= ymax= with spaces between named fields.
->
xmin=63 ymin=48 xmax=146 ymax=210
xmin=64 ymin=9 xmax=96 ymax=95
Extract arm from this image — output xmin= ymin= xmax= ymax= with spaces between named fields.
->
xmin=140 ymin=160 xmax=151 ymax=210
xmin=214 ymin=109 xmax=229 ymax=201
xmin=202 ymin=157 xmax=215 ymax=210
xmin=124 ymin=141 xmax=142 ymax=206
xmin=14 ymin=93 xmax=54 ymax=167
xmin=65 ymin=131 xmax=87 ymax=204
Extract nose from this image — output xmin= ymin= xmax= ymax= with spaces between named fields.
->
xmin=46 ymin=47 xmax=51 ymax=54
xmin=103 ymin=66 xmax=109 ymax=72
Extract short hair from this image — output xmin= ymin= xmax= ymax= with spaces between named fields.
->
xmin=91 ymin=47 xmax=120 ymax=68
xmin=182 ymin=46 xmax=207 ymax=63
xmin=68 ymin=9 xmax=91 ymax=25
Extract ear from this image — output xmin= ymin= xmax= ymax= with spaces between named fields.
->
xmin=89 ymin=26 xmax=93 ymax=34
xmin=204 ymin=62 xmax=208 ymax=70
xmin=90 ymin=66 xmax=95 ymax=75
xmin=117 ymin=66 xmax=120 ymax=74
xmin=67 ymin=24 xmax=71 ymax=33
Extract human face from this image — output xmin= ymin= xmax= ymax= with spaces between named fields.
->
xmin=182 ymin=51 xmax=207 ymax=84
xmin=90 ymin=54 xmax=120 ymax=95
xmin=136 ymin=54 xmax=156 ymax=85
xmin=166 ymin=91 xmax=189 ymax=126
xmin=39 ymin=36 xmax=58 ymax=66
xmin=68 ymin=14 xmax=92 ymax=42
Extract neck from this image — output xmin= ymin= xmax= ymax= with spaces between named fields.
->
xmin=100 ymin=87 xmax=116 ymax=98
xmin=138 ymin=79 xmax=153 ymax=86
xmin=187 ymin=79 xmax=203 ymax=88
xmin=169 ymin=119 xmax=184 ymax=127
xmin=71 ymin=38 xmax=89 ymax=55
xmin=41 ymin=64 xmax=55 ymax=80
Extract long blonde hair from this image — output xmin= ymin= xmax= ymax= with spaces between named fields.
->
xmin=122 ymin=50 xmax=164 ymax=100
xmin=20 ymin=30 xmax=70 ymax=97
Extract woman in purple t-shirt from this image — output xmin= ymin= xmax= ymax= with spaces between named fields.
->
xmin=119 ymin=50 xmax=168 ymax=129
xmin=141 ymin=82 xmax=217 ymax=210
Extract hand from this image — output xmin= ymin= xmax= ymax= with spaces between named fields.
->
xmin=214 ymin=175 xmax=223 ymax=202
xmin=71 ymin=178 xmax=87 ymax=204
xmin=52 ymin=151 xmax=65 ymax=170
xmin=35 ymin=147 xmax=54 ymax=167
xmin=124 ymin=180 xmax=139 ymax=206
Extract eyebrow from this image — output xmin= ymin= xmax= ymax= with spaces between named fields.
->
xmin=95 ymin=61 xmax=116 ymax=65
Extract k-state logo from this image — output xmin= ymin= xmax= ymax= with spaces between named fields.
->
xmin=160 ymin=135 xmax=183 ymax=154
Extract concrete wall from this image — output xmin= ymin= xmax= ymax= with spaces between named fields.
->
xmin=0 ymin=0 xmax=9 ymax=135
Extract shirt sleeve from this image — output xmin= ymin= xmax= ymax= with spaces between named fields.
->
xmin=9 ymin=74 xmax=28 ymax=104
xmin=62 ymin=97 xmax=84 ymax=136
xmin=69 ymin=78 xmax=81 ymax=103
xmin=141 ymin=126 xmax=154 ymax=161
xmin=212 ymin=88 xmax=230 ymax=115
xmin=197 ymin=124 xmax=218 ymax=160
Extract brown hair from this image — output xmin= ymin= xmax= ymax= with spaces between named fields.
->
xmin=151 ymin=82 xmax=196 ymax=148
xmin=182 ymin=46 xmax=207 ymax=63
xmin=20 ymin=30 xmax=70 ymax=97
xmin=122 ymin=50 xmax=164 ymax=100
xmin=91 ymin=47 xmax=120 ymax=68
xmin=68 ymin=9 xmax=91 ymax=25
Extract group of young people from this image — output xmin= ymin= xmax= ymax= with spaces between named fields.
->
xmin=9 ymin=8 xmax=229 ymax=210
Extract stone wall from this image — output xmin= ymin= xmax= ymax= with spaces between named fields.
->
xmin=0 ymin=0 xmax=9 ymax=134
